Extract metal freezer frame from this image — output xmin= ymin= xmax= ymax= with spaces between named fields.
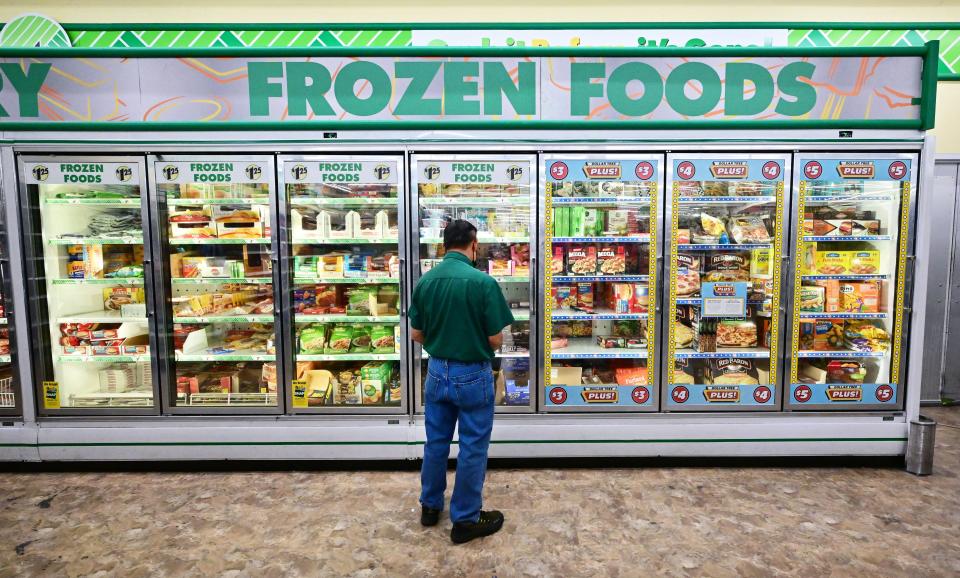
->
xmin=783 ymin=151 xmax=921 ymax=412
xmin=146 ymin=153 xmax=284 ymax=415
xmin=662 ymin=152 xmax=793 ymax=413
xmin=409 ymin=152 xmax=539 ymax=414
xmin=276 ymin=153 xmax=411 ymax=415
xmin=537 ymin=152 xmax=666 ymax=413
xmin=0 ymin=136 xmax=932 ymax=463
xmin=16 ymin=153 xmax=162 ymax=416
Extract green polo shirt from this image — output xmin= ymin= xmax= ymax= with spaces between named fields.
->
xmin=409 ymin=251 xmax=515 ymax=362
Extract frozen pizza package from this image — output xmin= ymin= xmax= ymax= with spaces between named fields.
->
xmin=703 ymin=252 xmax=750 ymax=282
xmin=554 ymin=285 xmax=578 ymax=310
xmin=551 ymin=245 xmax=565 ymax=275
xmin=575 ymin=283 xmax=594 ymax=313
xmin=706 ymin=358 xmax=760 ymax=385
xmin=676 ymin=253 xmax=701 ymax=297
xmin=716 ymin=319 xmax=758 ymax=348
xmin=566 ymin=246 xmax=597 ymax=276
xmin=597 ymin=244 xmax=626 ymax=275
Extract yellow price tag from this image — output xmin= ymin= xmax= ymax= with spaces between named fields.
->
xmin=292 ymin=379 xmax=308 ymax=408
xmin=42 ymin=381 xmax=60 ymax=409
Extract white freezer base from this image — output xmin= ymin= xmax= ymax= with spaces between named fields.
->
xmin=0 ymin=414 xmax=909 ymax=461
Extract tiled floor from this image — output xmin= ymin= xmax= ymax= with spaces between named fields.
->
xmin=1 ymin=407 xmax=958 ymax=577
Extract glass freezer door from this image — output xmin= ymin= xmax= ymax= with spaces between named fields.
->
xmin=786 ymin=155 xmax=917 ymax=410
xmin=411 ymin=155 xmax=536 ymax=412
xmin=541 ymin=155 xmax=662 ymax=411
xmin=664 ymin=155 xmax=790 ymax=411
xmin=151 ymin=156 xmax=281 ymax=412
xmin=20 ymin=156 xmax=159 ymax=413
xmin=279 ymin=156 xmax=407 ymax=412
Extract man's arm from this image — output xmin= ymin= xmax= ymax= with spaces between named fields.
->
xmin=412 ymin=328 xmax=425 ymax=344
xmin=483 ymin=278 xmax=516 ymax=351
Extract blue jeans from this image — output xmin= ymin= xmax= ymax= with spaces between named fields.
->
xmin=420 ymin=357 xmax=495 ymax=524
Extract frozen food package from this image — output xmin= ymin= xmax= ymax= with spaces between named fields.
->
xmin=848 ymin=251 xmax=880 ymax=275
xmin=298 ymin=324 xmax=327 ymax=354
xmin=703 ymin=253 xmax=750 ymax=282
xmin=844 ymin=320 xmax=891 ymax=352
xmin=551 ymin=245 xmax=565 ymax=275
xmin=707 ymin=358 xmax=760 ymax=385
xmin=554 ymin=285 xmax=578 ymax=310
xmin=840 ymin=282 xmax=880 ymax=313
xmin=325 ymin=325 xmax=354 ymax=354
xmin=575 ymin=283 xmax=594 ymax=313
xmin=597 ymin=245 xmax=626 ymax=275
xmin=729 ymin=216 xmax=771 ymax=244
xmin=350 ymin=325 xmax=372 ymax=353
xmin=370 ymin=325 xmax=396 ymax=353
xmin=800 ymin=286 xmax=826 ymax=312
xmin=676 ymin=253 xmax=701 ymax=297
xmin=615 ymin=366 xmax=648 ymax=386
xmin=566 ymin=246 xmax=597 ymax=276
xmin=716 ymin=319 xmax=758 ymax=348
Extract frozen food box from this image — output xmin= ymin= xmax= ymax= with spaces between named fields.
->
xmin=815 ymin=250 xmax=850 ymax=275
xmin=813 ymin=279 xmax=841 ymax=312
xmin=360 ymin=361 xmax=393 ymax=405
xmin=551 ymin=365 xmax=583 ymax=385
xmin=566 ymin=246 xmax=597 ymax=276
xmin=551 ymin=245 xmax=565 ymax=275
xmin=848 ymin=250 xmax=881 ymax=275
xmin=840 ymin=281 xmax=880 ymax=313
xmin=800 ymin=285 xmax=825 ymax=312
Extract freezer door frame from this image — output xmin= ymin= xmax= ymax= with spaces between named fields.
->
xmin=409 ymin=152 xmax=539 ymax=414
xmin=277 ymin=153 xmax=410 ymax=415
xmin=537 ymin=152 xmax=665 ymax=413
xmin=147 ymin=153 xmax=284 ymax=415
xmin=662 ymin=152 xmax=793 ymax=413
xmin=0 ymin=150 xmax=27 ymax=417
xmin=784 ymin=151 xmax=920 ymax=411
xmin=17 ymin=153 xmax=161 ymax=416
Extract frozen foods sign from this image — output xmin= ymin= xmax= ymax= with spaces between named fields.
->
xmin=0 ymin=53 xmax=927 ymax=126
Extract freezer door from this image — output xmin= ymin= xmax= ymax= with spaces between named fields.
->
xmin=662 ymin=154 xmax=791 ymax=412
xmin=278 ymin=155 xmax=408 ymax=413
xmin=539 ymin=154 xmax=663 ymax=412
xmin=410 ymin=154 xmax=537 ymax=413
xmin=785 ymin=153 xmax=918 ymax=410
xmin=149 ymin=156 xmax=282 ymax=413
xmin=19 ymin=155 xmax=160 ymax=414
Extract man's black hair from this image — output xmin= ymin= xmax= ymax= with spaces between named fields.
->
xmin=443 ymin=219 xmax=478 ymax=250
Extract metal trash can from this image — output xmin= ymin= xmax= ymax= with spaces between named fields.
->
xmin=906 ymin=416 xmax=937 ymax=475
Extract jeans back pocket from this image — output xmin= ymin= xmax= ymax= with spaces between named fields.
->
xmin=453 ymin=372 xmax=492 ymax=410
xmin=424 ymin=372 xmax=443 ymax=404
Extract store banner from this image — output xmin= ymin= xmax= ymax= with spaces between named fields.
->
xmin=0 ymin=54 xmax=923 ymax=125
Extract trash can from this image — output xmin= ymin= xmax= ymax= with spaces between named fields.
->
xmin=906 ymin=416 xmax=936 ymax=475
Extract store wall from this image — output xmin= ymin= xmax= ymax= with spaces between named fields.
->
xmin=1 ymin=1 xmax=959 ymax=151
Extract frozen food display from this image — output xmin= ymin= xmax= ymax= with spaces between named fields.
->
xmin=665 ymin=157 xmax=787 ymax=410
xmin=0 ymin=283 xmax=12 ymax=410
xmin=413 ymin=157 xmax=534 ymax=410
xmin=284 ymin=158 xmax=404 ymax=410
xmin=156 ymin=159 xmax=279 ymax=408
xmin=788 ymin=157 xmax=913 ymax=409
xmin=543 ymin=157 xmax=659 ymax=410
xmin=22 ymin=159 xmax=155 ymax=410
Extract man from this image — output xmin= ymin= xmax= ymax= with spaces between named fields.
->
xmin=409 ymin=219 xmax=515 ymax=544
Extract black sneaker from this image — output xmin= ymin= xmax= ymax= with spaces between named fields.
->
xmin=450 ymin=510 xmax=504 ymax=544
xmin=421 ymin=505 xmax=441 ymax=527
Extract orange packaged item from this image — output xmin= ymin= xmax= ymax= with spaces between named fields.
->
xmin=814 ymin=279 xmax=841 ymax=312
xmin=840 ymin=282 xmax=880 ymax=313
xmin=615 ymin=366 xmax=648 ymax=386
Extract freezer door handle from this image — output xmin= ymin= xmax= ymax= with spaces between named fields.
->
xmin=529 ymin=255 xmax=537 ymax=317
xmin=399 ymin=257 xmax=407 ymax=317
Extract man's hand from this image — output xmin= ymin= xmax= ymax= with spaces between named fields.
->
xmin=488 ymin=331 xmax=503 ymax=350
xmin=411 ymin=328 xmax=425 ymax=344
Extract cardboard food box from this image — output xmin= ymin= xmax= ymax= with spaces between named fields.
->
xmin=815 ymin=251 xmax=850 ymax=275
xmin=848 ymin=251 xmax=881 ymax=275
xmin=551 ymin=365 xmax=583 ymax=385
xmin=813 ymin=279 xmax=841 ymax=312
xmin=360 ymin=361 xmax=394 ymax=405
xmin=800 ymin=286 xmax=825 ymax=312
xmin=840 ymin=281 xmax=880 ymax=313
